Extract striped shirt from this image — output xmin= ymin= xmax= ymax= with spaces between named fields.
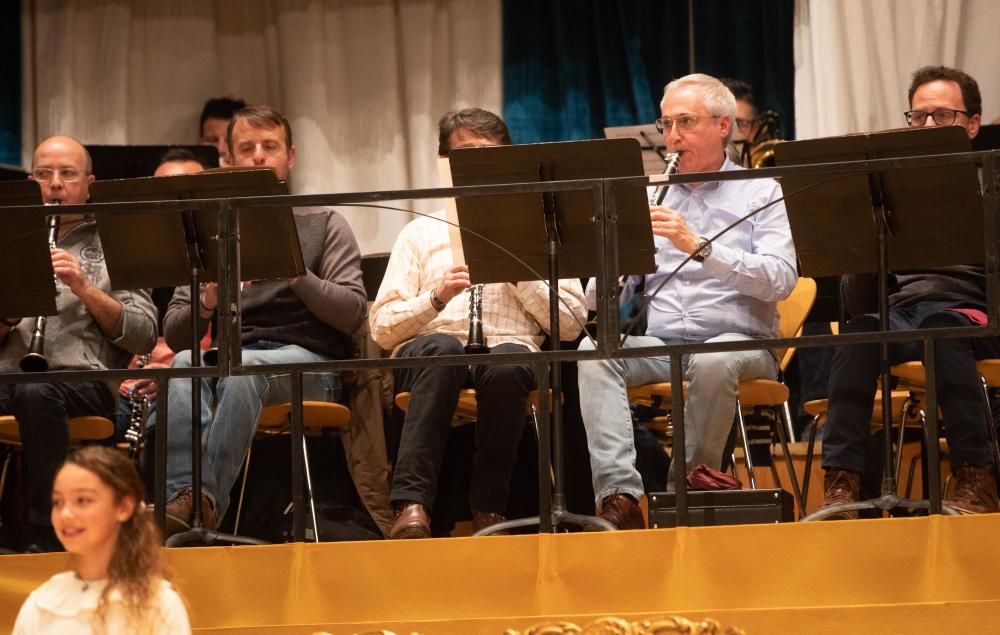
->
xmin=370 ymin=211 xmax=587 ymax=354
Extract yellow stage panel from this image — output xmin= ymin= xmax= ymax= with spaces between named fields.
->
xmin=2 ymin=514 xmax=999 ymax=633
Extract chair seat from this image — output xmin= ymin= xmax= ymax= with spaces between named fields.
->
xmin=737 ymin=379 xmax=789 ymax=406
xmin=0 ymin=414 xmax=115 ymax=446
xmin=803 ymin=390 xmax=917 ymax=430
xmin=627 ymin=382 xmax=686 ymax=407
xmin=258 ymin=401 xmax=352 ymax=430
xmin=395 ymin=389 xmax=552 ymax=427
xmin=891 ymin=361 xmax=928 ymax=386
xmin=976 ymin=360 xmax=1000 ymax=387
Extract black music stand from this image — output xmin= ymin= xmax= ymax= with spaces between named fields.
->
xmin=0 ymin=181 xmax=58 ymax=317
xmin=89 ymin=168 xmax=303 ymax=546
xmin=774 ymin=125 xmax=984 ymax=519
xmin=447 ymin=138 xmax=656 ymax=534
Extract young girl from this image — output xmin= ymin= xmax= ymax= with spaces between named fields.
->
xmin=13 ymin=446 xmax=191 ymax=633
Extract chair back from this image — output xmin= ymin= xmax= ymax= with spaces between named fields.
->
xmin=775 ymin=277 xmax=817 ymax=372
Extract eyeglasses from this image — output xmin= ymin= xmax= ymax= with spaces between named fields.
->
xmin=31 ymin=167 xmax=87 ymax=183
xmin=734 ymin=118 xmax=754 ymax=132
xmin=904 ymin=109 xmax=970 ymax=127
xmin=655 ymin=115 xmax=720 ymax=134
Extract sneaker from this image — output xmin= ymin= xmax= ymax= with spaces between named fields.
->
xmin=164 ymin=489 xmax=216 ymax=538
xmin=944 ymin=465 xmax=1000 ymax=514
xmin=818 ymin=469 xmax=861 ymax=520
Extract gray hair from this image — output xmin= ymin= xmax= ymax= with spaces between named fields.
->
xmin=660 ymin=73 xmax=738 ymax=146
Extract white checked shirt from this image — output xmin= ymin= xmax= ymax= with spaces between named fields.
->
xmin=369 ymin=211 xmax=588 ymax=354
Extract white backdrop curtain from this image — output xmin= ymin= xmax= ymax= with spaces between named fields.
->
xmin=794 ymin=0 xmax=1000 ymax=140
xmin=20 ymin=0 xmax=502 ymax=254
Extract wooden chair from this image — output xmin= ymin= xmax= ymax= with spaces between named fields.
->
xmin=0 ymin=414 xmax=116 ymax=511
xmin=232 ymin=402 xmax=352 ymax=542
xmin=627 ymin=277 xmax=817 ymax=516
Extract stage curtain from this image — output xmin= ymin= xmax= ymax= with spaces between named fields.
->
xmin=19 ymin=0 xmax=502 ymax=254
xmin=794 ymin=0 xmax=1000 ymax=139
xmin=502 ymin=0 xmax=795 ymax=144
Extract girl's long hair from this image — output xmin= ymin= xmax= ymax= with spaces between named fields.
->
xmin=62 ymin=446 xmax=173 ymax=630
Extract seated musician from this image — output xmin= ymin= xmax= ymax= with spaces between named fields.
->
xmin=369 ymin=108 xmax=588 ymax=538
xmin=0 ymin=136 xmax=157 ymax=552
xmin=117 ymin=149 xmax=209 ymax=468
xmin=819 ymin=66 xmax=1000 ymax=518
xmin=577 ymin=73 xmax=797 ymax=529
xmin=154 ymin=105 xmax=368 ymax=537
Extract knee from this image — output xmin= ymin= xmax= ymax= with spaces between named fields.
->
xmin=843 ymin=314 xmax=879 ymax=334
xmin=10 ymin=383 xmax=60 ymax=413
xmin=478 ymin=363 xmax=533 ymax=394
xmin=419 ymin=333 xmax=465 ymax=356
xmin=688 ymin=351 xmax=741 ymax=384
xmin=171 ymin=352 xmax=194 ymax=369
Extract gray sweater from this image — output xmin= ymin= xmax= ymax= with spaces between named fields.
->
xmin=0 ymin=218 xmax=158 ymax=389
xmin=163 ymin=210 xmax=366 ymax=359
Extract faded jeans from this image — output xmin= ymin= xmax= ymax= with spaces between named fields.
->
xmin=578 ymin=333 xmax=777 ymax=503
xmin=150 ymin=341 xmax=340 ymax=520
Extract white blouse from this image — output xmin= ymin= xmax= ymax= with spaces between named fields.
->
xmin=13 ymin=571 xmax=191 ymax=634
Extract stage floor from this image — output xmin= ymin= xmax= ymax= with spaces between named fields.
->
xmin=3 ymin=514 xmax=999 ymax=633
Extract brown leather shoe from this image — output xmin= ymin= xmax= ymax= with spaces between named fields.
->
xmin=599 ymin=493 xmax=645 ymax=530
xmin=389 ymin=502 xmax=431 ymax=539
xmin=164 ymin=488 xmax=216 ymax=538
xmin=818 ymin=469 xmax=861 ymax=520
xmin=471 ymin=510 xmax=507 ymax=535
xmin=944 ymin=465 xmax=1000 ymax=514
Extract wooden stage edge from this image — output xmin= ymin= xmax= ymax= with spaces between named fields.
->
xmin=3 ymin=514 xmax=999 ymax=634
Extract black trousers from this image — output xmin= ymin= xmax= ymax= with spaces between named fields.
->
xmin=0 ymin=381 xmax=116 ymax=525
xmin=390 ymin=333 xmax=535 ymax=513
xmin=823 ymin=301 xmax=1000 ymax=473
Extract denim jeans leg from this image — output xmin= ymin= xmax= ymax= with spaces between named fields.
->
xmin=577 ymin=335 xmax=674 ymax=504
xmin=673 ymin=333 xmax=778 ymax=479
xmin=202 ymin=344 xmax=333 ymax=520
xmin=156 ymin=350 xmax=214 ymax=503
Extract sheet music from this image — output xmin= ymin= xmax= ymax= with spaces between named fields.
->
xmin=438 ymin=155 xmax=466 ymax=267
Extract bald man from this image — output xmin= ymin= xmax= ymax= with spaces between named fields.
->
xmin=0 ymin=136 xmax=157 ymax=552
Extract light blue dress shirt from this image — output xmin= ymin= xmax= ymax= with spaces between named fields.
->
xmin=588 ymin=157 xmax=798 ymax=341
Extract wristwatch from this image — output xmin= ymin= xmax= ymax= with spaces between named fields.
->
xmin=691 ymin=237 xmax=713 ymax=263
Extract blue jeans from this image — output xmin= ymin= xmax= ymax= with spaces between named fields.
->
xmin=150 ymin=341 xmax=340 ymax=520
xmin=578 ymin=333 xmax=778 ymax=503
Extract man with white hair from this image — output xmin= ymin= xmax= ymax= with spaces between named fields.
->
xmin=577 ymin=73 xmax=798 ymax=529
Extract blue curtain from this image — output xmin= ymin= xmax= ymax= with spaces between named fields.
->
xmin=502 ymin=0 xmax=795 ymax=144
xmin=0 ymin=0 xmax=20 ymax=166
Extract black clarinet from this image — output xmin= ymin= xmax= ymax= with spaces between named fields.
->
xmin=464 ymin=284 xmax=489 ymax=354
xmin=20 ymin=211 xmax=60 ymax=372
xmin=125 ymin=353 xmax=151 ymax=462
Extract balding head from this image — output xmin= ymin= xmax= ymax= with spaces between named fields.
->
xmin=30 ymin=136 xmax=94 ymax=205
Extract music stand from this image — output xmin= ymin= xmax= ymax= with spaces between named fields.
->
xmin=89 ymin=168 xmax=303 ymax=546
xmin=774 ymin=125 xmax=984 ymax=519
xmin=604 ymin=124 xmax=670 ymax=176
xmin=86 ymin=144 xmax=218 ymax=180
xmin=447 ymin=138 xmax=656 ymax=534
xmin=0 ymin=181 xmax=58 ymax=317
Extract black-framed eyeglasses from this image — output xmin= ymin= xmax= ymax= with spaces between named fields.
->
xmin=734 ymin=118 xmax=754 ymax=132
xmin=655 ymin=114 xmax=720 ymax=134
xmin=904 ymin=109 xmax=970 ymax=127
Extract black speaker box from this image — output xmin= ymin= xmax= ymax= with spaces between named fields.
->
xmin=648 ymin=488 xmax=793 ymax=528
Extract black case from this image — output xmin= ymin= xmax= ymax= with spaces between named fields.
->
xmin=648 ymin=489 xmax=793 ymax=528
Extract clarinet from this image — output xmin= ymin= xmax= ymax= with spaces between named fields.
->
xmin=464 ymin=284 xmax=489 ymax=354
xmin=648 ymin=152 xmax=682 ymax=207
xmin=20 ymin=210 xmax=60 ymax=373
xmin=125 ymin=353 xmax=151 ymax=462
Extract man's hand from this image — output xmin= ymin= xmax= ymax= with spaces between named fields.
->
xmin=435 ymin=265 xmax=471 ymax=304
xmin=131 ymin=361 xmax=170 ymax=402
xmin=650 ymin=206 xmax=700 ymax=255
xmin=51 ymin=248 xmax=90 ymax=296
